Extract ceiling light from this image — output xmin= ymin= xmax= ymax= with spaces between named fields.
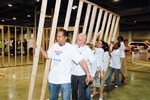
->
xmin=134 ymin=21 xmax=137 ymax=23
xmin=72 ymin=5 xmax=78 ymax=10
xmin=27 ymin=14 xmax=31 ymax=17
xmin=1 ymin=20 xmax=5 ymax=22
xmin=36 ymin=0 xmax=40 ymax=2
xmin=13 ymin=17 xmax=16 ymax=20
xmin=113 ymin=0 xmax=120 ymax=2
xmin=8 ymin=4 xmax=13 ymax=7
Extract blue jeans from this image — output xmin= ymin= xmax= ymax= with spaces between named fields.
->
xmin=48 ymin=83 xmax=71 ymax=100
xmin=106 ymin=67 xmax=120 ymax=86
xmin=86 ymin=85 xmax=91 ymax=100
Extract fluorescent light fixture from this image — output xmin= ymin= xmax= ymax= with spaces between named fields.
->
xmin=1 ymin=20 xmax=5 ymax=22
xmin=8 ymin=4 xmax=13 ymax=7
xmin=13 ymin=17 xmax=16 ymax=20
xmin=72 ymin=5 xmax=77 ymax=10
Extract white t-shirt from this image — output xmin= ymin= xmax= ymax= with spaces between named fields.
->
xmin=103 ymin=51 xmax=110 ymax=72
xmin=47 ymin=43 xmax=83 ymax=84
xmin=28 ymin=39 xmax=33 ymax=48
xmin=119 ymin=42 xmax=125 ymax=58
xmin=95 ymin=48 xmax=104 ymax=69
xmin=72 ymin=45 xmax=95 ymax=76
xmin=110 ymin=49 xmax=121 ymax=69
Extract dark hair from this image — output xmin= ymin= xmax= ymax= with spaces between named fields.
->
xmin=112 ymin=42 xmax=120 ymax=50
xmin=58 ymin=29 xmax=68 ymax=37
xmin=103 ymin=42 xmax=109 ymax=52
xmin=100 ymin=40 xmax=105 ymax=49
xmin=117 ymin=36 xmax=124 ymax=42
xmin=86 ymin=43 xmax=94 ymax=50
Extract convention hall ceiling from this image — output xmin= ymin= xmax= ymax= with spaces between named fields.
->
xmin=0 ymin=0 xmax=150 ymax=31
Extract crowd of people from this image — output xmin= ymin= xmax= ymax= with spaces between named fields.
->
xmin=0 ymin=37 xmax=34 ymax=56
xmin=38 ymin=29 xmax=126 ymax=100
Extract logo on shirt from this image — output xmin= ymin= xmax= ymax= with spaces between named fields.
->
xmin=53 ymin=50 xmax=63 ymax=66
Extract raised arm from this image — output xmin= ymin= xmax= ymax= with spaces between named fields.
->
xmin=40 ymin=48 xmax=49 ymax=59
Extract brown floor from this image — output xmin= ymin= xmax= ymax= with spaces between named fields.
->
xmin=0 ymin=53 xmax=150 ymax=100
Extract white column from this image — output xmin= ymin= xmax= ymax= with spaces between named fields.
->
xmin=128 ymin=31 xmax=133 ymax=43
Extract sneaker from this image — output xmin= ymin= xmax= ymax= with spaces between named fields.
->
xmin=114 ymin=85 xmax=118 ymax=88
xmin=99 ymin=97 xmax=103 ymax=100
xmin=59 ymin=92 xmax=61 ymax=97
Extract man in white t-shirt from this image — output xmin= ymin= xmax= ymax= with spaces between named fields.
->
xmin=71 ymin=33 xmax=96 ymax=100
xmin=117 ymin=36 xmax=126 ymax=84
xmin=40 ymin=29 xmax=91 ymax=100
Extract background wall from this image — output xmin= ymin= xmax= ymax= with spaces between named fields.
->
xmin=120 ymin=31 xmax=150 ymax=46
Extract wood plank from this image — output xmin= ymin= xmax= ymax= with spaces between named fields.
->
xmin=72 ymin=0 xmax=84 ymax=44
xmin=107 ymin=15 xmax=117 ymax=44
xmin=28 ymin=0 xmax=48 ymax=99
xmin=64 ymin=0 xmax=74 ymax=30
xmin=26 ymin=28 xmax=29 ymax=64
xmin=104 ymin=13 xmax=113 ymax=42
xmin=40 ymin=0 xmax=62 ymax=100
xmin=81 ymin=0 xmax=119 ymax=16
xmin=82 ymin=4 xmax=92 ymax=34
xmin=99 ymin=11 xmax=108 ymax=40
xmin=92 ymin=9 xmax=103 ymax=46
xmin=21 ymin=27 xmax=23 ymax=65
xmin=14 ymin=27 xmax=17 ymax=66
xmin=1 ymin=26 xmax=4 ymax=66
xmin=7 ymin=26 xmax=10 ymax=65
xmin=111 ymin=16 xmax=120 ymax=42
xmin=86 ymin=6 xmax=97 ymax=43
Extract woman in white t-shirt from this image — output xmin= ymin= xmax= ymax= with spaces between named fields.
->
xmin=99 ymin=42 xmax=110 ymax=100
xmin=105 ymin=42 xmax=121 ymax=88
xmin=91 ymin=40 xmax=104 ymax=100
xmin=103 ymin=42 xmax=110 ymax=72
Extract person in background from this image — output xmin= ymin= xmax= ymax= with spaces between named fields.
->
xmin=105 ymin=42 xmax=121 ymax=88
xmin=28 ymin=36 xmax=34 ymax=55
xmin=39 ymin=29 xmax=91 ymax=100
xmin=0 ymin=40 xmax=2 ymax=56
xmin=117 ymin=36 xmax=126 ymax=84
xmin=23 ymin=39 xmax=27 ymax=55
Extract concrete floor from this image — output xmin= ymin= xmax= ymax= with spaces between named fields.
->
xmin=0 ymin=55 xmax=150 ymax=100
